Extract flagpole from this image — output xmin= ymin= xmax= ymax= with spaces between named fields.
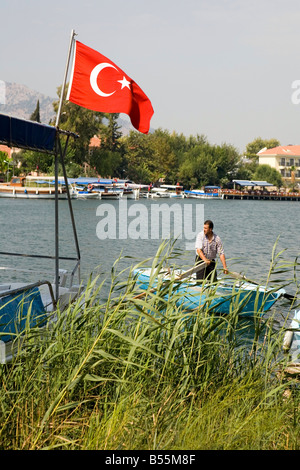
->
xmin=55 ymin=29 xmax=76 ymax=127
xmin=54 ymin=29 xmax=75 ymax=302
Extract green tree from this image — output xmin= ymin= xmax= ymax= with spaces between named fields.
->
xmin=178 ymin=145 xmax=218 ymax=188
xmin=89 ymin=148 xmax=122 ymax=177
xmin=100 ymin=113 xmax=123 ymax=151
xmin=123 ymin=131 xmax=154 ymax=183
xmin=245 ymin=137 xmax=280 ymax=162
xmin=91 ymin=113 xmax=125 ymax=177
xmin=212 ymin=143 xmax=240 ymax=186
xmin=18 ymin=149 xmax=54 ymax=174
xmin=148 ymin=129 xmax=177 ymax=182
xmin=19 ymin=100 xmax=42 ymax=173
xmin=234 ymin=159 xmax=258 ymax=181
xmin=30 ymin=100 xmax=41 ymax=123
xmin=51 ymin=85 xmax=104 ymax=166
xmin=252 ymin=164 xmax=282 ymax=188
xmin=177 ymin=135 xmax=240 ymax=188
xmin=0 ymin=150 xmax=9 ymax=178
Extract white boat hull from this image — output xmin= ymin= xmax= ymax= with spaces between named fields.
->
xmin=0 ymin=273 xmax=83 ymax=364
xmin=0 ymin=187 xmax=70 ymax=199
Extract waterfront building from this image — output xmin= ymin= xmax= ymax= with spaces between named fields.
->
xmin=257 ymin=145 xmax=300 ymax=184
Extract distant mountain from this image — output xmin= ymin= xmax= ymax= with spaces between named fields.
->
xmin=0 ymin=81 xmax=136 ymax=134
xmin=0 ymin=82 xmax=55 ymax=124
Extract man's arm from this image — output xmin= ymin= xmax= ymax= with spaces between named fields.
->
xmin=220 ymin=253 xmax=228 ymax=274
xmin=196 ymin=248 xmax=211 ymax=265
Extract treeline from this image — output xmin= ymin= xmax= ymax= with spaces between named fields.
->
xmin=0 ymin=91 xmax=284 ymax=188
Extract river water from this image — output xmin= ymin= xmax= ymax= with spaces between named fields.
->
xmin=1 ymin=196 xmax=299 ymax=326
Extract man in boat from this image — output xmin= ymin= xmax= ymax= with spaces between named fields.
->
xmin=195 ymin=219 xmax=228 ymax=281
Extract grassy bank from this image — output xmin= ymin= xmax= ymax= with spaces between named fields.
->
xmin=0 ymin=243 xmax=299 ymax=450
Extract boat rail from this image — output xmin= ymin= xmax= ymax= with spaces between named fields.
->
xmin=0 ymin=279 xmax=56 ymax=309
xmin=0 ymin=250 xmax=80 ymax=289
xmin=0 ymin=114 xmax=81 ymax=303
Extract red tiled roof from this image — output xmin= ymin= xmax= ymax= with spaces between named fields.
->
xmin=0 ymin=145 xmax=11 ymax=157
xmin=258 ymin=145 xmax=300 ymax=156
xmin=89 ymin=135 xmax=101 ymax=147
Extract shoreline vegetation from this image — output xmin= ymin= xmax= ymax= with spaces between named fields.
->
xmin=0 ymin=241 xmax=299 ymax=450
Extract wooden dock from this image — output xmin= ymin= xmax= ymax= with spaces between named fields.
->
xmin=222 ymin=192 xmax=300 ymax=201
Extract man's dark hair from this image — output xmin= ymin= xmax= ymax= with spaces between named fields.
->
xmin=204 ymin=219 xmax=214 ymax=229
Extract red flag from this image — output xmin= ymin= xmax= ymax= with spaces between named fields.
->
xmin=67 ymin=41 xmax=154 ymax=134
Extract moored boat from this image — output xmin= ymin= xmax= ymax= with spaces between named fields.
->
xmin=147 ymin=187 xmax=171 ymax=198
xmin=0 ymin=113 xmax=84 ymax=363
xmin=71 ymin=184 xmax=99 ymax=199
xmin=0 ymin=272 xmax=83 ymax=363
xmin=184 ymin=186 xmax=223 ymax=199
xmin=119 ymin=187 xmax=140 ymax=199
xmin=160 ymin=184 xmax=185 ymax=198
xmin=133 ymin=267 xmax=285 ymax=317
xmin=0 ymin=177 xmax=70 ymax=199
xmin=87 ymin=183 xmax=123 ymax=199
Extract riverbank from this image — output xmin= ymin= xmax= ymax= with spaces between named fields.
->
xmin=0 ymin=244 xmax=299 ymax=450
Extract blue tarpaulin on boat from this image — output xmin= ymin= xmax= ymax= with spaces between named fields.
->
xmin=0 ymin=287 xmax=47 ymax=343
xmin=54 ymin=177 xmax=114 ymax=185
xmin=75 ymin=177 xmax=113 ymax=185
xmin=0 ymin=113 xmax=56 ymax=152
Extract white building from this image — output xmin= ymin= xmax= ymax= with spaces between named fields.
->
xmin=257 ymin=145 xmax=300 ymax=182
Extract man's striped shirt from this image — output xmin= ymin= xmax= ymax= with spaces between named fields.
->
xmin=195 ymin=231 xmax=225 ymax=259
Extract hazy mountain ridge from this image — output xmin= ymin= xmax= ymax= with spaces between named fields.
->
xmin=0 ymin=82 xmax=55 ymax=124
xmin=0 ymin=81 xmax=133 ymax=134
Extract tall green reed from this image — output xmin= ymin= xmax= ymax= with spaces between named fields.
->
xmin=0 ymin=239 xmax=299 ymax=449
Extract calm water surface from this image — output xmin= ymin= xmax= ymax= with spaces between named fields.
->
xmin=1 ymin=196 xmax=299 ymax=325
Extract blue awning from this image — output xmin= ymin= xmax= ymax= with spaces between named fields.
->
xmin=0 ymin=113 xmax=56 ymax=152
xmin=233 ymin=180 xmax=256 ymax=187
xmin=233 ymin=180 xmax=273 ymax=187
xmin=251 ymin=180 xmax=273 ymax=187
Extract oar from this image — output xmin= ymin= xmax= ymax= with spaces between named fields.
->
xmin=176 ymin=261 xmax=206 ymax=280
xmin=133 ymin=288 xmax=156 ymax=299
xmin=227 ymin=271 xmax=297 ymax=302
xmin=133 ymin=262 xmax=206 ymax=299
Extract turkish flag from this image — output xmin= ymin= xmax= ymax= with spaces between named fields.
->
xmin=67 ymin=41 xmax=154 ymax=134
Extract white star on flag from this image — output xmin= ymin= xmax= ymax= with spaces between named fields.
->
xmin=118 ymin=76 xmax=131 ymax=90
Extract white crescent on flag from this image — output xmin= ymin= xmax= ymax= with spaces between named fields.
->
xmin=90 ymin=63 xmax=118 ymax=97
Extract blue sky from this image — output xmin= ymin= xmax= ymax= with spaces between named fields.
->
xmin=1 ymin=0 xmax=300 ymax=152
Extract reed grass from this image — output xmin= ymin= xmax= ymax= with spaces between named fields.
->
xmin=0 ymin=240 xmax=299 ymax=450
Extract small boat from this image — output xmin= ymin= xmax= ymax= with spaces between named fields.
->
xmin=112 ymin=182 xmax=140 ymax=199
xmin=87 ymin=183 xmax=123 ymax=199
xmin=148 ymin=187 xmax=171 ymax=198
xmin=98 ymin=190 xmax=122 ymax=200
xmin=160 ymin=184 xmax=185 ymax=198
xmin=184 ymin=186 xmax=224 ymax=199
xmin=0 ymin=271 xmax=82 ymax=363
xmin=133 ymin=267 xmax=285 ymax=317
xmin=122 ymin=188 xmax=140 ymax=199
xmin=0 ymin=177 xmax=70 ymax=199
xmin=0 ymin=113 xmax=84 ymax=363
xmin=71 ymin=184 xmax=99 ymax=199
